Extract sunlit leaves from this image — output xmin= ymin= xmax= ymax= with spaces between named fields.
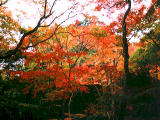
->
xmin=0 ymin=6 xmax=20 ymax=51
xmin=8 ymin=10 xmax=123 ymax=101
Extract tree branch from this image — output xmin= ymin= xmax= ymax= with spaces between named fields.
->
xmin=21 ymin=12 xmax=76 ymax=49
xmin=0 ymin=0 xmax=8 ymax=6
xmin=0 ymin=1 xmax=77 ymax=59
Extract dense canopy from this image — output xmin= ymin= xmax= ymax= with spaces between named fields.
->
xmin=0 ymin=0 xmax=160 ymax=120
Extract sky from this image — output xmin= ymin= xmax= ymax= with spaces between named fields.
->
xmin=5 ymin=0 xmax=84 ymax=27
xmin=5 ymin=0 xmax=152 ymax=42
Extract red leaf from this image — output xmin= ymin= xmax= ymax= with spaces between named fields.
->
xmin=75 ymin=20 xmax=79 ymax=26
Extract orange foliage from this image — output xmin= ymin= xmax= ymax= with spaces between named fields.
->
xmin=5 ymin=0 xmax=131 ymax=100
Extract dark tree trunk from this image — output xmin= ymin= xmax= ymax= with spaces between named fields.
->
xmin=122 ymin=0 xmax=131 ymax=90
xmin=118 ymin=1 xmax=131 ymax=120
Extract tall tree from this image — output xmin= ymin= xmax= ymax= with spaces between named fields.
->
xmin=122 ymin=0 xmax=131 ymax=88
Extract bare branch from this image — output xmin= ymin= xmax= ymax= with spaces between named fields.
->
xmin=0 ymin=1 xmax=77 ymax=59
xmin=0 ymin=11 xmax=52 ymax=59
xmin=22 ymin=12 xmax=77 ymax=49
xmin=50 ymin=0 xmax=57 ymax=14
xmin=44 ymin=0 xmax=47 ymax=16
xmin=0 ymin=0 xmax=8 ymax=6
xmin=40 ymin=3 xmax=78 ymax=28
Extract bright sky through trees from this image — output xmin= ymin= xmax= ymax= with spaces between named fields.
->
xmin=5 ymin=0 xmax=151 ymax=43
xmin=5 ymin=0 xmax=151 ymax=25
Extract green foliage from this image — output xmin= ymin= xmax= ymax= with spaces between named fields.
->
xmin=130 ymin=43 xmax=160 ymax=67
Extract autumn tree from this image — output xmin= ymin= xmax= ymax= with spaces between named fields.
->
xmin=0 ymin=0 xmax=77 ymax=60
xmin=77 ymin=0 xmax=160 ymax=119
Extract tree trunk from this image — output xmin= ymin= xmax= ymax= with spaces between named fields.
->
xmin=118 ymin=1 xmax=132 ymax=120
xmin=122 ymin=0 xmax=131 ymax=90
